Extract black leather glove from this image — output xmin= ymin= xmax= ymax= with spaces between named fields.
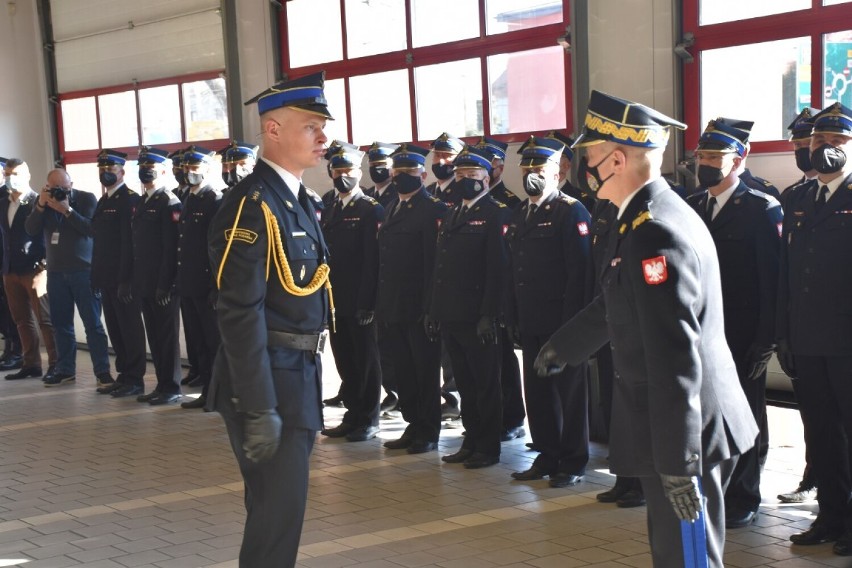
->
xmin=117 ymin=281 xmax=133 ymax=304
xmin=207 ymin=288 xmax=218 ymax=310
xmin=508 ymin=324 xmax=522 ymax=348
xmin=155 ymin=288 xmax=172 ymax=307
xmin=476 ymin=316 xmax=497 ymax=345
xmin=533 ymin=341 xmax=567 ymax=377
xmin=355 ymin=309 xmax=375 ymax=326
xmin=424 ymin=314 xmax=440 ymax=342
xmin=776 ymin=339 xmax=796 ymax=379
xmin=242 ymin=409 xmax=283 ymax=464
xmin=745 ymin=343 xmax=775 ymax=381
xmin=660 ymin=474 xmax=703 ymax=522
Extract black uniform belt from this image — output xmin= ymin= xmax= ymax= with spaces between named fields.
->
xmin=267 ymin=329 xmax=327 ymax=353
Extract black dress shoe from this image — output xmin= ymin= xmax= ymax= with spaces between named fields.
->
xmin=43 ymin=365 xmax=56 ymax=381
xmin=406 ymin=440 xmax=437 ymax=454
xmin=616 ymin=489 xmax=646 ymax=508
xmin=511 ymin=464 xmax=552 ymax=481
xmin=5 ymin=367 xmax=42 ymax=380
xmin=380 ymin=392 xmax=398 ymax=413
xmin=549 ymin=473 xmax=584 ymax=488
xmin=322 ymin=423 xmax=356 ymax=438
xmin=790 ymin=522 xmax=844 ymax=545
xmin=346 ymin=425 xmax=379 ymax=442
xmin=597 ymin=484 xmax=630 ymax=503
xmin=0 ymin=355 xmax=23 ymax=371
xmin=442 ymin=448 xmax=474 ymax=463
xmin=323 ymin=395 xmax=344 ymax=407
xmin=147 ymin=392 xmax=181 ymax=405
xmin=97 ymin=382 xmax=121 ymax=394
xmin=180 ymin=396 xmax=207 ymax=409
xmin=463 ymin=453 xmax=499 ymax=469
xmin=136 ymin=390 xmax=161 ymax=403
xmin=187 ymin=376 xmax=206 ymax=388
xmin=525 ymin=442 xmax=541 ymax=452
xmin=180 ymin=371 xmax=199 ymax=386
xmin=110 ymin=384 xmax=144 ymax=398
xmin=441 ymin=401 xmax=460 ymax=420
xmin=500 ymin=426 xmax=526 ymax=442
xmin=384 ymin=434 xmax=414 ymax=450
xmin=834 ymin=528 xmax=852 ymax=555
xmin=726 ymin=509 xmax=758 ymax=528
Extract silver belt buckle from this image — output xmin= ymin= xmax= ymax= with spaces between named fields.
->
xmin=315 ymin=331 xmax=328 ymax=354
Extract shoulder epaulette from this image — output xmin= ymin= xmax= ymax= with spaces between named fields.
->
xmin=745 ymin=187 xmax=774 ymax=202
xmin=363 ymin=195 xmax=378 ymax=205
xmin=557 ymin=193 xmax=577 ymax=205
xmin=494 ymin=200 xmax=506 ymax=208
xmin=760 ymin=179 xmax=773 ymax=187
xmin=429 ymin=196 xmax=441 ymax=203
xmin=632 ymin=210 xmax=653 ymax=230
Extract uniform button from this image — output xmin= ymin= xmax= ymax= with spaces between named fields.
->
xmin=311 ymin=244 xmax=316 ymax=250
xmin=177 ymin=261 xmax=181 ymax=265
xmin=803 ymin=287 xmax=809 ymax=292
xmin=687 ymin=453 xmax=699 ymax=463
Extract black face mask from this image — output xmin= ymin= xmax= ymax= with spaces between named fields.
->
xmin=139 ymin=168 xmax=158 ymax=185
xmin=369 ymin=166 xmax=390 ymax=184
xmin=522 ymin=172 xmax=546 ymax=196
xmin=174 ymin=170 xmax=186 ymax=185
xmin=578 ymin=152 xmax=615 ymax=194
xmin=99 ymin=171 xmax=117 ymax=187
xmin=794 ymin=146 xmax=813 ymax=173
xmin=696 ymin=164 xmax=725 ymax=188
xmin=457 ymin=178 xmax=485 ymax=201
xmin=811 ymin=143 xmax=847 ymax=174
xmin=333 ymin=175 xmax=358 ymax=194
xmin=431 ymin=162 xmax=454 ymax=181
xmin=222 ymin=171 xmax=233 ymax=187
xmin=393 ymin=173 xmax=421 ymax=195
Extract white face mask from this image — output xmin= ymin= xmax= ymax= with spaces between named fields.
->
xmin=6 ymin=175 xmax=23 ymax=191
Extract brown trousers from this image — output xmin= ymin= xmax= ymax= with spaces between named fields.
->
xmin=3 ymin=271 xmax=56 ymax=369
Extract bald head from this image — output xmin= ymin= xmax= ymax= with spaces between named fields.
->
xmin=47 ymin=168 xmax=72 ymax=189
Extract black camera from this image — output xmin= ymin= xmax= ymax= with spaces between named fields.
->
xmin=49 ymin=186 xmax=68 ymax=201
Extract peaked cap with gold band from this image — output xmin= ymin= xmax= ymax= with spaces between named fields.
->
xmin=226 ymin=140 xmax=259 ymax=162
xmin=573 ymin=90 xmax=686 ymax=149
xmin=546 ymin=130 xmax=576 ymax=161
xmin=454 ymin=145 xmax=494 ymax=172
xmin=390 ymin=143 xmax=430 ymax=169
xmin=137 ymin=146 xmax=171 ymax=165
xmin=328 ymin=142 xmax=364 ymax=170
xmin=517 ymin=135 xmax=564 ymax=168
xmin=473 ymin=136 xmax=508 ymax=161
xmin=787 ymin=107 xmax=819 ymax=141
xmin=696 ymin=119 xmax=750 ymax=156
xmin=219 ymin=71 xmax=337 ymax=330
xmin=812 ymin=102 xmax=852 ymax=137
xmin=430 ymin=132 xmax=465 ymax=154
xmin=97 ymin=149 xmax=127 ymax=166
xmin=244 ymin=70 xmax=334 ymax=120
xmin=367 ymin=142 xmax=398 ymax=165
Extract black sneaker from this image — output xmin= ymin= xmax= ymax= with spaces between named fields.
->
xmin=96 ymin=372 xmax=115 ymax=388
xmin=44 ymin=372 xmax=76 ymax=387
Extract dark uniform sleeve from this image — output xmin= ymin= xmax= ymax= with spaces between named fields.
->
xmin=480 ymin=204 xmax=508 ymax=318
xmin=357 ymin=202 xmax=384 ymax=311
xmin=208 ymin=189 xmax=276 ymax=412
xmin=754 ymin=197 xmax=783 ymax=347
xmin=422 ymin=199 xmax=448 ymax=316
xmin=157 ymin=196 xmax=181 ymax=292
xmin=119 ymin=193 xmax=138 ymax=285
xmin=628 ymin=222 xmax=703 ymax=475
xmin=562 ymin=203 xmax=592 ymax=321
xmin=547 ymin=293 xmax=608 ymax=365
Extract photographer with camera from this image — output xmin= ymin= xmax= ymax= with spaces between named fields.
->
xmin=25 ymin=168 xmax=111 ymax=388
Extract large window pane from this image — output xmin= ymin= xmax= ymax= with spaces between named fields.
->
xmin=61 ymin=97 xmax=98 ymax=151
xmin=701 ymin=37 xmax=810 ymax=141
xmin=699 ymin=0 xmax=809 ymax=26
xmin=345 ymin=0 xmax=406 ymax=58
xmin=349 ymin=70 xmax=412 ymax=145
xmin=485 ymin=0 xmax=563 ymax=35
xmin=411 ymin=0 xmax=479 ymax=48
xmin=64 ymin=163 xmax=100 ymax=196
xmin=322 ymin=78 xmax=349 ymax=144
xmin=287 ymin=0 xmax=342 ymax=67
xmin=139 ymin=85 xmax=182 ymax=145
xmin=98 ymin=91 xmax=138 ymax=148
xmin=416 ymin=59 xmax=483 ymax=138
xmin=488 ymin=46 xmax=567 ymax=135
xmin=824 ymin=0 xmax=852 ymax=4
xmin=824 ymin=31 xmax=852 ymax=107
xmin=183 ymin=78 xmax=229 ymax=142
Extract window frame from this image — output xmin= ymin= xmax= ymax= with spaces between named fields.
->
xmin=277 ymin=0 xmax=572 ymax=147
xmin=683 ymin=0 xmax=852 ymax=153
xmin=56 ymin=70 xmax=229 ymax=165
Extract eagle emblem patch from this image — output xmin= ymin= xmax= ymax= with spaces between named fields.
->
xmin=577 ymin=222 xmax=589 ymax=236
xmin=642 ymin=256 xmax=668 ymax=285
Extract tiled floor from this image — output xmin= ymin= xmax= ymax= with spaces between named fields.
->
xmin=0 ymin=349 xmax=844 ymax=568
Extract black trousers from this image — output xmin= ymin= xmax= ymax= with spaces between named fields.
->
xmin=382 ymin=321 xmax=441 ymax=443
xmin=180 ymin=300 xmax=199 ymax=375
xmin=102 ymin=286 xmax=146 ymax=386
xmin=442 ymin=322 xmax=502 ymax=457
xmin=220 ymin=406 xmax=315 ymax=568
xmin=180 ymin=295 xmax=220 ymax=396
xmin=724 ymin=348 xmax=767 ymax=513
xmin=377 ymin=324 xmax=398 ymax=395
xmin=140 ymin=296 xmax=181 ymax=394
xmin=640 ymin=461 xmax=731 ymax=568
xmin=500 ymin=327 xmax=525 ymax=430
xmin=522 ymin=333 xmax=589 ymax=474
xmin=329 ymin=316 xmax=381 ymax=427
xmin=793 ymin=354 xmax=852 ymax=528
